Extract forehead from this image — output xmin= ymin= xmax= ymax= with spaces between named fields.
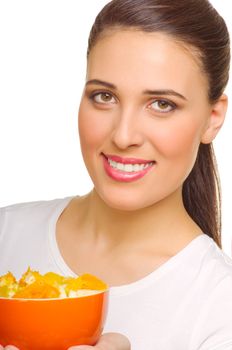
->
xmin=87 ymin=30 xmax=208 ymax=98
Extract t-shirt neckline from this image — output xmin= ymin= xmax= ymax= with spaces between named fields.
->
xmin=47 ymin=196 xmax=213 ymax=297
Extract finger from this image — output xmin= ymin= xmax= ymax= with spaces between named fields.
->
xmin=0 ymin=345 xmax=4 ymax=350
xmin=5 ymin=346 xmax=19 ymax=350
xmin=96 ymin=333 xmax=131 ymax=350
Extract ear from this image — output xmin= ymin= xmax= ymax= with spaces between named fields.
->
xmin=201 ymin=94 xmax=228 ymax=144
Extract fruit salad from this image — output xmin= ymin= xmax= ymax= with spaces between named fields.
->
xmin=0 ymin=268 xmax=108 ymax=299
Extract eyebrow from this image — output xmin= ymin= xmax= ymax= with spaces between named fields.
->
xmin=85 ymin=79 xmax=187 ymax=101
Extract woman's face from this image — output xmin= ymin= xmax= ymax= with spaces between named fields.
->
xmin=78 ymin=30 xmax=213 ymax=210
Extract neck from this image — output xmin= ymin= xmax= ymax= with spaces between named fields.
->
xmin=81 ymin=188 xmax=201 ymax=254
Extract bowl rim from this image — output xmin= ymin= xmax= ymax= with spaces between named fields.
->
xmin=0 ymin=289 xmax=108 ymax=301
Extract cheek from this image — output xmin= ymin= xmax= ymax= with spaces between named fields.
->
xmin=149 ymin=118 xmax=203 ymax=160
xmin=78 ymin=101 xmax=110 ymax=151
xmin=147 ymin=118 xmax=205 ymax=194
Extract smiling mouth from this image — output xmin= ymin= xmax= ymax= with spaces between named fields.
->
xmin=101 ymin=153 xmax=156 ymax=180
xmin=107 ymin=158 xmax=154 ymax=173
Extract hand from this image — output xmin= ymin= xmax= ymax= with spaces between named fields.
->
xmin=68 ymin=333 xmax=131 ymax=350
xmin=0 ymin=333 xmax=130 ymax=350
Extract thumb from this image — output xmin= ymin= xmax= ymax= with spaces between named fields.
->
xmin=95 ymin=333 xmax=131 ymax=350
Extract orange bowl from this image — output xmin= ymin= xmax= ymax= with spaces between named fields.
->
xmin=0 ymin=291 xmax=108 ymax=350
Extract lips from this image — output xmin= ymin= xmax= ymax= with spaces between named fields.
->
xmin=104 ymin=153 xmax=154 ymax=165
xmin=101 ymin=153 xmax=155 ymax=183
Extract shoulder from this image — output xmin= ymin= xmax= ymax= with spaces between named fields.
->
xmin=207 ymin=237 xmax=232 ymax=279
xmin=195 ymin=235 xmax=232 ymax=280
xmin=186 ymin=235 xmax=232 ymax=305
xmin=0 ymin=196 xmax=73 ymax=216
xmin=0 ymin=196 xmax=74 ymax=234
xmin=1 ymin=196 xmax=71 ymax=212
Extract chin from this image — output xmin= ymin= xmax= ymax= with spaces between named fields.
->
xmin=103 ymin=198 xmax=144 ymax=212
xmin=97 ymin=187 xmax=154 ymax=212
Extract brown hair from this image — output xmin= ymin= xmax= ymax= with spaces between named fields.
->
xmin=87 ymin=0 xmax=230 ymax=247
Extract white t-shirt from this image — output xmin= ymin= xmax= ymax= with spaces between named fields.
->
xmin=1 ymin=197 xmax=232 ymax=350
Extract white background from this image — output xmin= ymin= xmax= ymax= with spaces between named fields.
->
xmin=0 ymin=1 xmax=231 ymax=255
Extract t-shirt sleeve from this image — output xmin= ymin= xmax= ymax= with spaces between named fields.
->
xmin=190 ymin=275 xmax=232 ymax=350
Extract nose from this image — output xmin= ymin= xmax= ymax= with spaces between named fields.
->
xmin=111 ymin=107 xmax=144 ymax=150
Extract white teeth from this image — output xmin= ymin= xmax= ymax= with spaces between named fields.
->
xmin=124 ymin=164 xmax=133 ymax=172
xmin=108 ymin=159 xmax=153 ymax=172
xmin=133 ymin=164 xmax=140 ymax=172
xmin=117 ymin=163 xmax=124 ymax=171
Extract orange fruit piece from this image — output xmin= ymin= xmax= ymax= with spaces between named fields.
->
xmin=13 ymin=280 xmax=60 ymax=299
xmin=65 ymin=276 xmax=83 ymax=295
xmin=43 ymin=272 xmax=66 ymax=287
xmin=18 ymin=267 xmax=42 ymax=287
xmin=0 ymin=272 xmax=19 ymax=298
xmin=65 ymin=274 xmax=107 ymax=296
xmin=0 ymin=286 xmax=9 ymax=297
xmin=79 ymin=274 xmax=107 ymax=290
xmin=0 ymin=272 xmax=17 ymax=287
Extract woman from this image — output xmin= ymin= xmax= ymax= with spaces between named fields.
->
xmin=0 ymin=0 xmax=231 ymax=349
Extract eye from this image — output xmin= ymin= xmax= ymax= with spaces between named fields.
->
xmin=90 ymin=91 xmax=117 ymax=104
xmin=149 ymin=99 xmax=176 ymax=113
